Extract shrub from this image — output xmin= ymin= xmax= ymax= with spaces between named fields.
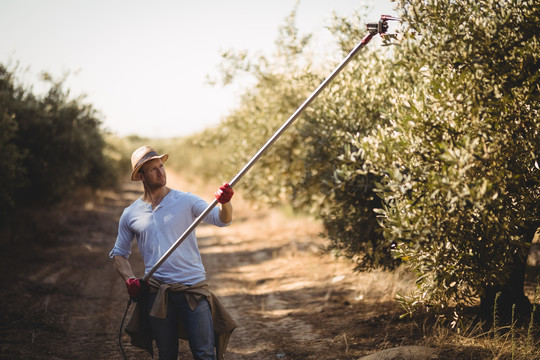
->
xmin=0 ymin=64 xmax=119 ymax=234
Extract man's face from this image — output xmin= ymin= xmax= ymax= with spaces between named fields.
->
xmin=139 ymin=158 xmax=167 ymax=188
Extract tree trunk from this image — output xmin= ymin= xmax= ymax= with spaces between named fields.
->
xmin=479 ymin=226 xmax=537 ymax=324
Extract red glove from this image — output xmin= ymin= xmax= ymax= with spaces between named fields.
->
xmin=126 ymin=278 xmax=142 ymax=299
xmin=215 ymin=183 xmax=234 ymax=204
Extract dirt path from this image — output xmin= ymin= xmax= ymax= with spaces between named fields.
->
xmin=6 ymin=173 xmax=524 ymax=359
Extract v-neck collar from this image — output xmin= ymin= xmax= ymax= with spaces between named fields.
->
xmin=139 ymin=188 xmax=172 ymax=211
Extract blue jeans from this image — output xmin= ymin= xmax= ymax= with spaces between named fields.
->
xmin=148 ymin=292 xmax=216 ymax=360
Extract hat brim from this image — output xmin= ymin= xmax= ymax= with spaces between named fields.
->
xmin=131 ymin=154 xmax=169 ymax=181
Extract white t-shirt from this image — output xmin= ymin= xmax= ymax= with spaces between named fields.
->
xmin=109 ymin=189 xmax=230 ymax=285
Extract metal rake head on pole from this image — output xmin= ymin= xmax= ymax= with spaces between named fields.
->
xmin=142 ymin=15 xmax=400 ymax=283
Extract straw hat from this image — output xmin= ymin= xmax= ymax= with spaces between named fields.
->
xmin=130 ymin=145 xmax=169 ymax=181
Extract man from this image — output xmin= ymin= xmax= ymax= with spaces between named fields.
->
xmin=109 ymin=145 xmax=236 ymax=360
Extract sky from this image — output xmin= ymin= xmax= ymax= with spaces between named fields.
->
xmin=0 ymin=0 xmax=399 ymax=138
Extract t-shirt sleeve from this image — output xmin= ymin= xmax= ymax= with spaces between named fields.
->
xmin=108 ymin=208 xmax=135 ymax=258
xmin=191 ymin=194 xmax=231 ymax=227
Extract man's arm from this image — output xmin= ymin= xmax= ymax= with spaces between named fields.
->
xmin=115 ymin=255 xmax=146 ymax=299
xmin=215 ymin=183 xmax=234 ymax=223
xmin=114 ymin=255 xmax=136 ymax=282
xmin=219 ymin=202 xmax=233 ymax=223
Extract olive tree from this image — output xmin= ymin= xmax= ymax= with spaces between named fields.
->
xmin=351 ymin=0 xmax=540 ymax=320
xmin=192 ymin=0 xmax=539 ymax=321
xmin=0 ymin=66 xmax=26 ymax=223
xmin=0 ymin=64 xmax=117 ymax=241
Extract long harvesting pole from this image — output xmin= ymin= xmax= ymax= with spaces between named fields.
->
xmin=143 ymin=17 xmax=396 ymax=282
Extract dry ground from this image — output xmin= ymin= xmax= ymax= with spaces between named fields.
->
xmin=0 ymin=172 xmax=538 ymax=359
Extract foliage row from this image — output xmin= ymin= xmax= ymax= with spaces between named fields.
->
xmin=0 ymin=65 xmax=119 ymax=232
xmin=172 ymin=0 xmax=539 ymax=317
